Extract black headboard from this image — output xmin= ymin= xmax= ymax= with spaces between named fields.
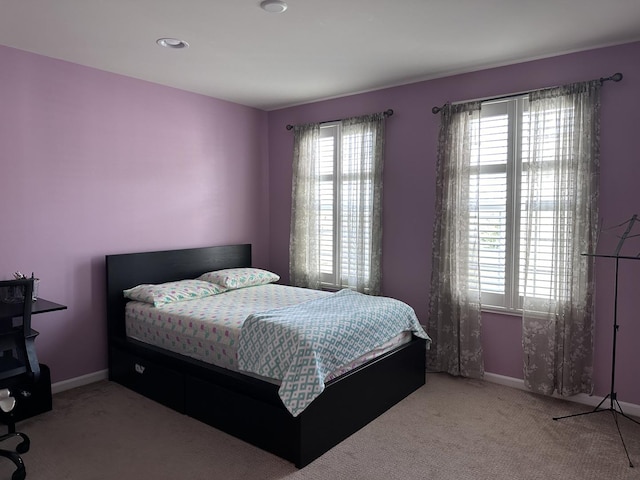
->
xmin=105 ymin=244 xmax=251 ymax=340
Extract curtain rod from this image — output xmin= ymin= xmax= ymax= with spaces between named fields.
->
xmin=430 ymin=72 xmax=623 ymax=114
xmin=285 ymin=109 xmax=394 ymax=130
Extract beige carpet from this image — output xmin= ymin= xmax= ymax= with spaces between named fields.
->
xmin=2 ymin=373 xmax=639 ymax=480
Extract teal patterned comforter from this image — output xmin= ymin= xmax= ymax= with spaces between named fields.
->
xmin=237 ymin=289 xmax=430 ymax=416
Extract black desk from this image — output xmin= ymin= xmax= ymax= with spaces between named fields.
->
xmin=0 ymin=298 xmax=67 ymax=319
xmin=31 ymin=298 xmax=67 ymax=315
xmin=0 ymin=298 xmax=65 ymax=423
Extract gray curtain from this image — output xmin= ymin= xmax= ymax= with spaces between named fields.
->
xmin=428 ymin=102 xmax=485 ymax=378
xmin=290 ymin=122 xmax=322 ymax=290
xmin=521 ymin=81 xmax=600 ymax=396
xmin=339 ymin=114 xmax=385 ymax=294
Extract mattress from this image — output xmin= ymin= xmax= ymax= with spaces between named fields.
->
xmin=125 ymin=283 xmax=412 ymax=383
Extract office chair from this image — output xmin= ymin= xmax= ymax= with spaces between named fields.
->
xmin=0 ymin=388 xmax=29 ymax=480
xmin=0 ymin=278 xmax=38 ymax=480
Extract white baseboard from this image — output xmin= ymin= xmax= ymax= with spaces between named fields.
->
xmin=51 ymin=369 xmax=108 ymax=395
xmin=483 ymin=372 xmax=640 ymax=419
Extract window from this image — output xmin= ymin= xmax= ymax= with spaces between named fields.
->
xmin=290 ymin=114 xmax=384 ymax=295
xmin=470 ymin=96 xmax=573 ymax=312
xmin=318 ymin=123 xmax=375 ymax=291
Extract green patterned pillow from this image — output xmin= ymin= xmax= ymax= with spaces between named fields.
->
xmin=197 ymin=268 xmax=279 ymax=290
xmin=123 ymin=279 xmax=226 ymax=307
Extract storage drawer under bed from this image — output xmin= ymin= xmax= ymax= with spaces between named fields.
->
xmin=109 ymin=347 xmax=186 ymax=413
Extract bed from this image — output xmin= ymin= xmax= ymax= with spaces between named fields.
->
xmin=105 ymin=244 xmax=428 ymax=467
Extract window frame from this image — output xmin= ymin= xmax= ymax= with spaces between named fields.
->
xmin=318 ymin=122 xmax=340 ymax=289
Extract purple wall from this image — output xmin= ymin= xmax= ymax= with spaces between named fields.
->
xmin=267 ymin=42 xmax=640 ymax=405
xmin=0 ymin=46 xmax=269 ymax=383
xmin=2 ymin=40 xmax=638 ymax=405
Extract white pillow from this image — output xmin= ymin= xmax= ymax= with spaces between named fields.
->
xmin=123 ymin=279 xmax=226 ymax=307
xmin=197 ymin=268 xmax=279 ymax=290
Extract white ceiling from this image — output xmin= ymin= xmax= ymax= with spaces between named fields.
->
xmin=2 ymin=0 xmax=640 ymax=111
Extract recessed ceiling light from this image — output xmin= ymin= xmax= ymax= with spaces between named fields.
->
xmin=156 ymin=38 xmax=189 ymax=49
xmin=260 ymin=0 xmax=288 ymax=13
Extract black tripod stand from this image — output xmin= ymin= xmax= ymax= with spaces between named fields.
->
xmin=553 ymin=253 xmax=640 ymax=467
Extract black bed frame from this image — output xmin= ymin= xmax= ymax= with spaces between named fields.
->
xmin=105 ymin=244 xmax=426 ymax=468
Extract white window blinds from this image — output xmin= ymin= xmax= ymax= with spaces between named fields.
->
xmin=468 ymin=96 xmax=572 ymax=311
xmin=318 ymin=124 xmax=375 ymax=290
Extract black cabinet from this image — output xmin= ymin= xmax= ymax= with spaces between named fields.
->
xmin=3 ymin=364 xmax=52 ymax=423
